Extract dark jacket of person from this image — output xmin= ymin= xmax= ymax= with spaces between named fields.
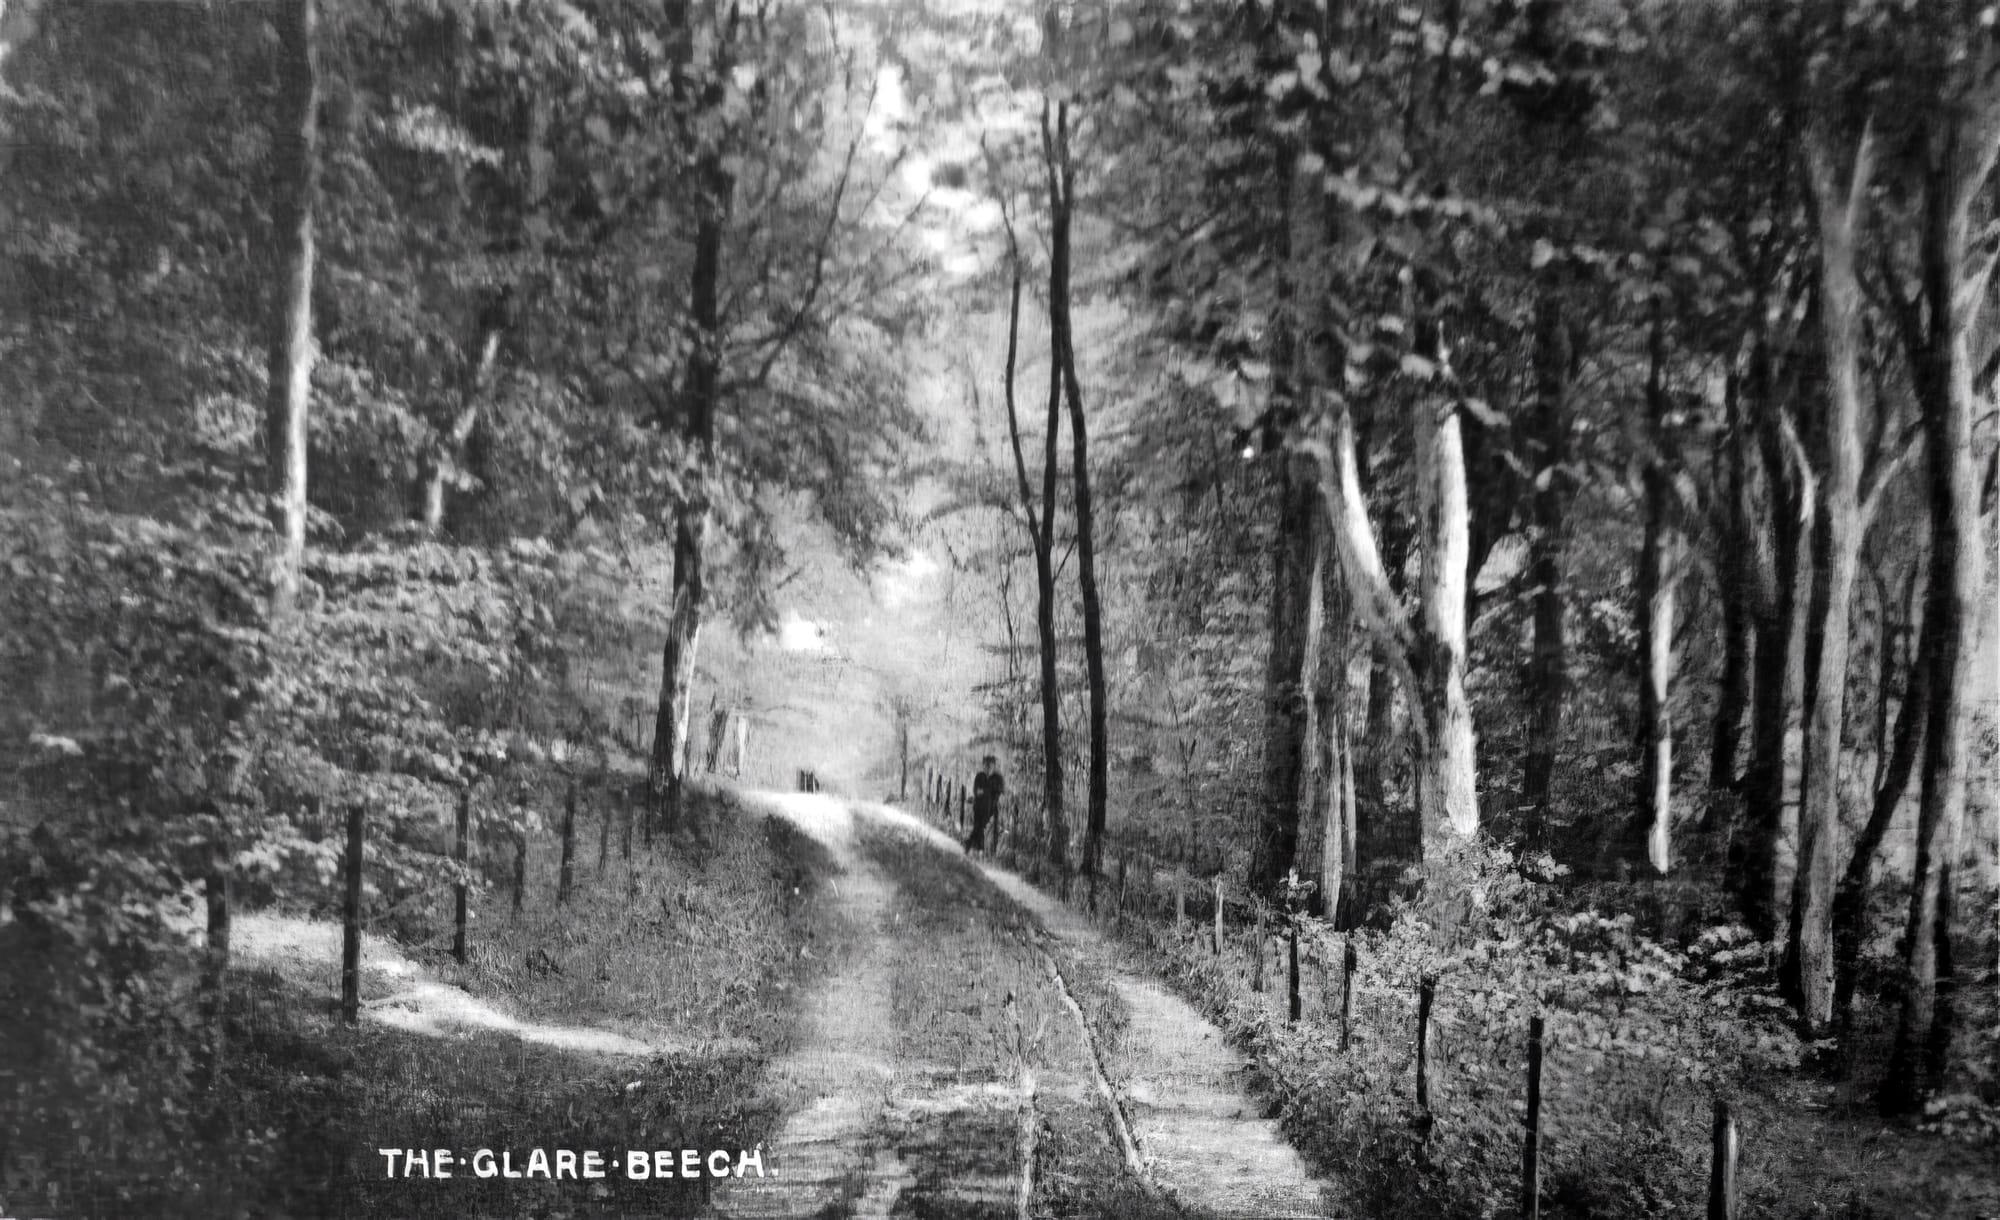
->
xmin=973 ymin=768 xmax=1003 ymax=817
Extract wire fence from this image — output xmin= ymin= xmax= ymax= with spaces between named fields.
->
xmin=910 ymin=766 xmax=1753 ymax=1219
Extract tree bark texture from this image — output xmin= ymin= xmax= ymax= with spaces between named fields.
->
xmin=264 ymin=0 xmax=319 ymax=614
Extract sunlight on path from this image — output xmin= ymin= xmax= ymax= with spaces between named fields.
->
xmin=981 ymin=866 xmax=1336 ymax=1220
xmin=228 ymin=913 xmax=688 ymax=1057
xmin=716 ymin=794 xmax=1036 ymax=1219
xmin=711 ymin=793 xmax=905 ymax=1218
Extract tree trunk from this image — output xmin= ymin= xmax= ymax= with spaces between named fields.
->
xmin=1635 ymin=304 xmax=1678 ymax=875
xmin=651 ymin=78 xmax=730 ymax=830
xmin=1521 ymin=289 xmax=1572 ymax=829
xmin=1320 ymin=404 xmax=1422 ymax=912
xmin=652 ymin=512 xmax=706 ymax=831
xmin=1833 ymin=585 xmax=1927 ymax=1024
xmin=1786 ymin=119 xmax=1875 ymax=1035
xmin=996 ymin=223 xmax=1067 ymax=873
xmin=1738 ymin=385 xmax=1806 ymax=938
xmin=264 ymin=0 xmax=318 ymax=614
xmin=1257 ymin=453 xmax=1316 ymax=895
xmin=1883 ymin=74 xmax=1997 ymax=1110
xmin=1411 ymin=328 xmax=1479 ymax=843
xmin=1312 ymin=524 xmax=1356 ymax=923
xmin=1045 ymin=100 xmax=1107 ymax=879
xmin=1710 ymin=375 xmax=1755 ymax=793
xmin=1255 ymin=140 xmax=1327 ymax=898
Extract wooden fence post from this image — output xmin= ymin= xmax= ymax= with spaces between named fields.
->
xmin=1416 ymin=975 xmax=1436 ymax=1122
xmin=1116 ymin=854 xmax=1128 ymax=928
xmin=1252 ymin=908 xmax=1267 ymax=993
xmin=598 ymin=792 xmax=611 ymax=870
xmin=1213 ymin=876 xmax=1224 ymax=956
xmin=1175 ymin=870 xmax=1186 ymax=933
xmin=1707 ymin=1099 xmax=1737 ymax=1220
xmin=341 ymin=803 xmax=364 ymax=1025
xmin=452 ymin=788 xmax=470 ymax=964
xmin=557 ymin=779 xmax=577 ymax=905
xmin=1288 ymin=923 xmax=1301 ymax=1024
xmin=1340 ymin=939 xmax=1357 ymax=1051
xmin=1522 ymin=1013 xmax=1545 ymax=1220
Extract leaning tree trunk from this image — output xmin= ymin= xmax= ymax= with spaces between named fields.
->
xmin=1046 ymin=100 xmax=1107 ymax=879
xmin=418 ymin=87 xmax=541 ymax=532
xmin=265 ymin=0 xmax=318 ymax=614
xmin=1833 ymin=585 xmax=1927 ymax=1024
xmin=1883 ymin=73 xmax=1998 ymax=1111
xmin=1786 ymin=118 xmax=1875 ymax=1036
xmin=420 ymin=324 xmax=502 ymax=532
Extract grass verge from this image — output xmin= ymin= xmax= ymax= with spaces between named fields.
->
xmin=131 ymin=781 xmax=855 ymax=1220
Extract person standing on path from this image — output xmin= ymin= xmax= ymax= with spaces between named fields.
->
xmin=967 ymin=755 xmax=1004 ymax=854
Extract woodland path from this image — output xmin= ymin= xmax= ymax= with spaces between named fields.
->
xmin=708 ymin=792 xmax=1339 ymax=1220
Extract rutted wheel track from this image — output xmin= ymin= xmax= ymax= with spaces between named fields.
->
xmin=710 ymin=794 xmax=1333 ymax=1220
xmin=981 ymin=865 xmax=1334 ymax=1220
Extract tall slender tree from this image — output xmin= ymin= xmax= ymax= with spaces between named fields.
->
xmin=265 ymin=0 xmax=319 ymax=614
xmin=1043 ymin=98 xmax=1108 ymax=880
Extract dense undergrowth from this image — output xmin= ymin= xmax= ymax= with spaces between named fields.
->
xmin=992 ymin=825 xmax=2000 ymax=1220
xmin=0 ymin=480 xmax=849 ymax=1216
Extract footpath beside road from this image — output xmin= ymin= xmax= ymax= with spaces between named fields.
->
xmin=710 ymin=792 xmax=1337 ymax=1220
xmin=979 ymin=865 xmax=1333 ymax=1220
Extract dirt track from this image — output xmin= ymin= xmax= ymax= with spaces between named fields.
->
xmin=709 ymin=793 xmax=1338 ymax=1220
